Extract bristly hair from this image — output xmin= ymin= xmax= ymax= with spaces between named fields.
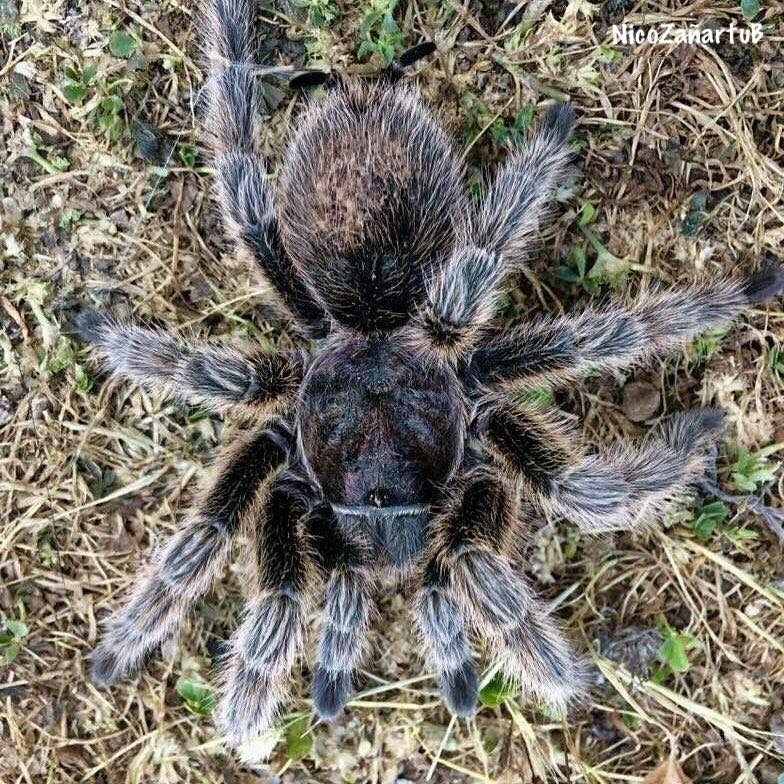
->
xmin=479 ymin=398 xmax=584 ymax=493
xmin=418 ymin=246 xmax=505 ymax=360
xmin=277 ymin=79 xmax=469 ymax=332
xmin=76 ymin=310 xmax=306 ymax=416
xmin=78 ymin=0 xmax=784 ymax=759
xmin=200 ymin=0 xmax=329 ymax=333
xmin=450 ymin=549 xmax=588 ymax=711
xmin=473 ymin=102 xmax=575 ymax=264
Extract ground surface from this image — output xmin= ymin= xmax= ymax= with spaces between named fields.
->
xmin=1 ymin=0 xmax=784 ymax=782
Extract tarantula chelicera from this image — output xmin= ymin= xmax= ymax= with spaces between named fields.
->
xmin=80 ymin=0 xmax=784 ymax=753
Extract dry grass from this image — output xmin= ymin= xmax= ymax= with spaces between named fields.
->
xmin=2 ymin=0 xmax=784 ymax=781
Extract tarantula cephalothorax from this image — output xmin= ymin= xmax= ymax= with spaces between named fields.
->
xmin=80 ymin=0 xmax=784 ymax=754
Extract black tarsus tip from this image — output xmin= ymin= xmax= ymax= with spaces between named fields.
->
xmin=694 ymin=407 xmax=725 ymax=434
xmin=440 ymin=660 xmax=478 ymax=717
xmin=542 ymin=102 xmax=576 ymax=144
xmin=89 ymin=645 xmax=124 ymax=688
xmin=289 ymin=70 xmax=331 ymax=91
xmin=398 ymin=41 xmax=437 ymax=67
xmin=70 ymin=308 xmax=111 ymax=344
xmin=742 ymin=261 xmax=784 ymax=304
xmin=312 ymin=665 xmax=352 ymax=720
xmin=384 ymin=41 xmax=437 ymax=83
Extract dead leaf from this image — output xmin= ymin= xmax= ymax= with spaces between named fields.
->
xmin=644 ymin=758 xmax=693 ymax=784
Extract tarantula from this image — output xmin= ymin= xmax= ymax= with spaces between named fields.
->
xmin=80 ymin=0 xmax=784 ymax=754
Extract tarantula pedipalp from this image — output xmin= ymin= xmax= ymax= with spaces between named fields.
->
xmin=79 ymin=0 xmax=784 ymax=755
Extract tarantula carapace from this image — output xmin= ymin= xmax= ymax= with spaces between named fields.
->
xmin=80 ymin=0 xmax=784 ymax=755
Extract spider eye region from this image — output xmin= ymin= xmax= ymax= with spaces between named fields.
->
xmin=298 ymin=336 xmax=465 ymax=508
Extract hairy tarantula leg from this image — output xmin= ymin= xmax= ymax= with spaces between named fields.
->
xmin=217 ymin=476 xmax=316 ymax=750
xmin=312 ymin=565 xmax=373 ymax=720
xmin=90 ymin=425 xmax=289 ymax=686
xmin=451 ymin=549 xmax=585 ymax=711
xmin=307 ymin=514 xmax=373 ymax=721
xmin=418 ymin=246 xmax=505 ymax=359
xmin=419 ymin=470 xmax=583 ymax=711
xmin=483 ymin=401 xmax=724 ymax=533
xmin=417 ymin=105 xmax=574 ymax=358
xmin=413 ymin=558 xmax=478 ymax=717
xmin=549 ymin=409 xmax=725 ymax=532
xmin=480 ymin=400 xmax=583 ymax=493
xmin=474 ymin=102 xmax=575 ymax=262
xmin=471 ymin=263 xmax=784 ymax=390
xmin=77 ymin=311 xmax=304 ymax=415
xmin=203 ymin=0 xmax=328 ymax=334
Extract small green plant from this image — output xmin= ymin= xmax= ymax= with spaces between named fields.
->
xmin=357 ymin=0 xmax=405 ymax=63
xmin=59 ymin=207 xmax=83 ymax=230
xmin=109 ymin=29 xmax=137 ymax=58
xmin=490 ymin=104 xmax=535 ymax=145
xmin=555 ymin=205 xmax=630 ymax=292
xmin=284 ymin=715 xmax=313 ymax=759
xmin=459 ymin=91 xmax=491 ymax=146
xmin=503 ymin=21 xmax=533 ymax=52
xmin=576 ymin=198 xmax=597 ymax=226
xmin=728 ymin=443 xmax=783 ymax=492
xmin=692 ymin=500 xmax=728 ymax=541
xmin=479 ymin=672 xmax=515 ymax=707
xmin=621 ymin=711 xmax=642 ymax=729
xmin=38 ymin=536 xmax=57 ymax=567
xmin=481 ymin=725 xmax=501 ymax=752
xmin=740 ymin=0 xmax=761 ymax=20
xmin=724 ymin=524 xmax=759 ymax=542
xmin=681 ymin=190 xmax=708 ymax=236
xmin=9 ymin=280 xmax=77 ymax=376
xmin=178 ymin=143 xmax=198 ymax=169
xmin=63 ymin=59 xmax=128 ymax=140
xmin=39 ymin=335 xmax=76 ymax=375
xmin=9 ymin=280 xmax=56 ymax=342
xmin=598 ymin=43 xmax=622 ymax=63
xmin=299 ymin=0 xmax=340 ymax=27
xmin=63 ymin=62 xmax=97 ymax=104
xmin=0 ymin=0 xmax=21 ymax=35
xmin=555 ymin=241 xmax=627 ymax=293
xmin=651 ymin=619 xmax=699 ymax=682
xmin=768 ymin=345 xmax=784 ymax=380
xmin=95 ymin=95 xmax=125 ymax=140
xmin=579 ymin=223 xmax=630 ymax=282
xmin=689 ymin=325 xmax=728 ymax=359
xmin=176 ymin=678 xmax=215 ymax=715
xmin=544 ymin=45 xmax=563 ymax=70
xmin=23 ymin=141 xmax=69 ymax=175
xmin=74 ymin=363 xmax=93 ymax=393
xmin=554 ymin=245 xmax=595 ymax=292
xmin=0 ymin=619 xmax=28 ymax=663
